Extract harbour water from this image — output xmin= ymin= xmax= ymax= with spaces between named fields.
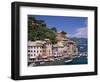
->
xmin=65 ymin=56 xmax=87 ymax=65
xmin=29 ymin=54 xmax=88 ymax=67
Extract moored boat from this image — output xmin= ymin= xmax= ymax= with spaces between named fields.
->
xmin=64 ymin=58 xmax=73 ymax=63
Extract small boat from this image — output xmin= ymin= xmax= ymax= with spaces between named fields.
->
xmin=64 ymin=59 xmax=73 ymax=63
xmin=77 ymin=55 xmax=81 ymax=58
xmin=40 ymin=62 xmax=45 ymax=64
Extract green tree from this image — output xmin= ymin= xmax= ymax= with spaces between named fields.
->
xmin=28 ymin=16 xmax=56 ymax=44
xmin=51 ymin=27 xmax=57 ymax=32
xmin=61 ymin=31 xmax=67 ymax=35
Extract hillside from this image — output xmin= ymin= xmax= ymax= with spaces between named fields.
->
xmin=28 ymin=16 xmax=67 ymax=44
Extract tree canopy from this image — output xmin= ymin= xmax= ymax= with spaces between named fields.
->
xmin=28 ymin=16 xmax=68 ymax=44
xmin=28 ymin=16 xmax=56 ymax=44
xmin=61 ymin=31 xmax=67 ymax=35
xmin=50 ymin=27 xmax=57 ymax=32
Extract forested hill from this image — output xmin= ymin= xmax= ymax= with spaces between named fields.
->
xmin=28 ymin=16 xmax=66 ymax=44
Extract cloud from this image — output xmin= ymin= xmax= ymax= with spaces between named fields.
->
xmin=68 ymin=27 xmax=87 ymax=38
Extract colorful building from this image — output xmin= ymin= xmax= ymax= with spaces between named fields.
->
xmin=28 ymin=39 xmax=52 ymax=62
xmin=28 ymin=32 xmax=78 ymax=63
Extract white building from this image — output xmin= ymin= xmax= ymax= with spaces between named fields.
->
xmin=28 ymin=39 xmax=52 ymax=61
xmin=28 ymin=41 xmax=44 ymax=59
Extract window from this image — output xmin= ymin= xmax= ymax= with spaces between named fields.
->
xmin=28 ymin=50 xmax=30 ymax=52
xmin=31 ymin=46 xmax=33 ymax=48
xmin=34 ymin=50 xmax=35 ymax=52
xmin=28 ymin=54 xmax=32 ymax=56
xmin=43 ymin=50 xmax=46 ymax=52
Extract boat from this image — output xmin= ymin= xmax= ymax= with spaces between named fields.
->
xmin=77 ymin=55 xmax=81 ymax=58
xmin=64 ymin=59 xmax=73 ymax=63
xmin=40 ymin=62 xmax=45 ymax=64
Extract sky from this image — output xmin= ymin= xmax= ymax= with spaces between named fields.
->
xmin=30 ymin=15 xmax=88 ymax=38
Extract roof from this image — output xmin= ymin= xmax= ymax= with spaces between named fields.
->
xmin=28 ymin=40 xmax=46 ymax=46
xmin=53 ymin=44 xmax=64 ymax=48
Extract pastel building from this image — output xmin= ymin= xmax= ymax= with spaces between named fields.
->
xmin=66 ymin=40 xmax=78 ymax=57
xmin=53 ymin=33 xmax=78 ymax=58
xmin=44 ymin=39 xmax=52 ymax=58
xmin=53 ymin=41 xmax=66 ymax=58
xmin=28 ymin=39 xmax=52 ymax=61
xmin=28 ymin=32 xmax=78 ymax=63
xmin=28 ymin=41 xmax=44 ymax=59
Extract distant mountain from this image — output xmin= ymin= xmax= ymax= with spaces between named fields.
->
xmin=69 ymin=37 xmax=88 ymax=53
xmin=69 ymin=37 xmax=87 ymax=45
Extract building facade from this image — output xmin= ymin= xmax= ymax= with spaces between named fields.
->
xmin=28 ymin=32 xmax=78 ymax=63
xmin=28 ymin=39 xmax=52 ymax=62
